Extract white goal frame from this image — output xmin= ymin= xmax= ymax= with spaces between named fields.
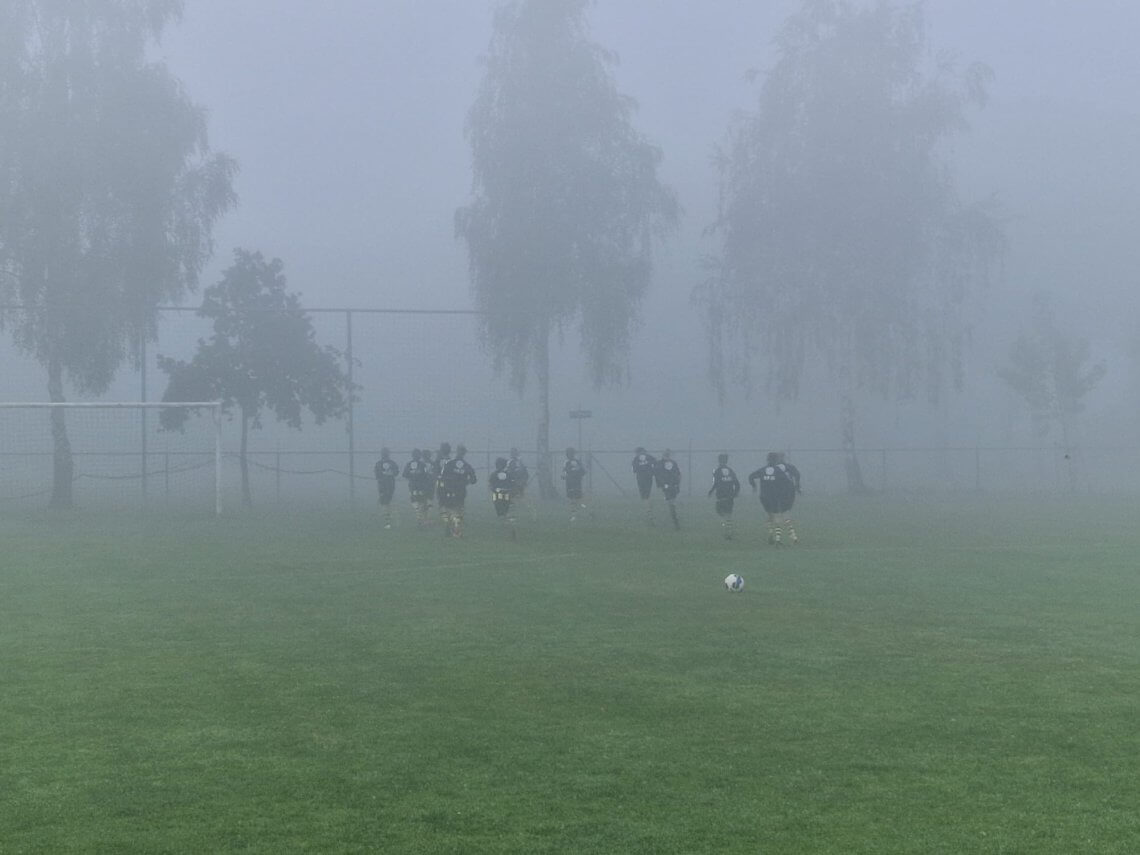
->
xmin=0 ymin=401 xmax=223 ymax=515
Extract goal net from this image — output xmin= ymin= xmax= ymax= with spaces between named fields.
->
xmin=0 ymin=403 xmax=222 ymax=514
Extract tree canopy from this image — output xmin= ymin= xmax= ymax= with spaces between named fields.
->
xmin=999 ymin=294 xmax=1106 ymax=439
xmin=457 ymin=0 xmax=677 ymax=495
xmin=699 ymin=1 xmax=1003 ymax=488
xmin=0 ymin=0 xmax=235 ymax=506
xmin=159 ymin=250 xmax=353 ymax=506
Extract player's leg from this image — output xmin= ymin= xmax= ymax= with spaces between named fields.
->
xmin=783 ymin=497 xmax=798 ymax=543
xmin=717 ymin=498 xmax=734 ymax=539
xmin=517 ymin=487 xmax=536 ymax=521
xmin=638 ymin=477 xmax=654 ymax=526
xmin=767 ymin=510 xmax=783 ymax=545
xmin=453 ymin=502 xmax=465 ymax=537
xmin=665 ymin=486 xmax=680 ymax=530
xmin=381 ymin=484 xmax=395 ymax=528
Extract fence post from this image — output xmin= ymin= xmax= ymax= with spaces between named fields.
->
xmin=587 ymin=447 xmax=593 ymax=495
xmin=276 ymin=449 xmax=282 ymax=504
xmin=164 ymin=451 xmax=170 ymax=504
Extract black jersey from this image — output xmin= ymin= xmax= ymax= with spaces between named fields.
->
xmin=632 ymin=452 xmax=657 ymax=479
xmin=440 ymin=457 xmax=477 ymax=495
xmin=489 ymin=468 xmax=513 ymax=499
xmin=506 ymin=457 xmax=529 ymax=488
xmin=434 ymin=456 xmax=451 ymax=492
xmin=709 ymin=466 xmax=740 ymax=500
xmin=403 ymin=459 xmax=433 ymax=492
xmin=749 ymin=465 xmax=794 ymax=504
xmin=375 ymin=459 xmax=399 ymax=481
xmin=563 ymin=458 xmax=586 ymax=490
xmin=655 ymin=458 xmax=681 ymax=489
xmin=779 ymin=462 xmax=801 ymax=493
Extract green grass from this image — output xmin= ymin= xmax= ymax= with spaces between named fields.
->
xmin=2 ymin=496 xmax=1138 ymax=853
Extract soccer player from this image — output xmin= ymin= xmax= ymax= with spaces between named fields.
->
xmin=403 ymin=448 xmax=434 ymax=527
xmin=489 ymin=456 xmax=517 ymax=539
xmin=374 ymin=448 xmax=400 ymax=529
xmin=749 ymin=452 xmax=797 ymax=545
xmin=655 ymin=449 xmax=682 ymax=530
xmin=421 ymin=448 xmax=437 ymax=523
xmin=562 ymin=446 xmax=588 ymax=522
xmin=506 ymin=447 xmax=535 ymax=520
xmin=632 ymin=446 xmax=658 ymax=526
xmin=708 ymin=453 xmax=741 ymax=540
xmin=776 ymin=452 xmax=801 ymax=544
xmin=435 ymin=441 xmax=452 ymax=528
xmin=439 ymin=444 xmax=477 ymax=537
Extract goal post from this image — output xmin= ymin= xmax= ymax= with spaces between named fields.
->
xmin=0 ymin=402 xmax=223 ymax=514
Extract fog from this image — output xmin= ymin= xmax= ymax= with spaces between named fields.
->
xmin=4 ymin=0 xmax=1140 ymax=502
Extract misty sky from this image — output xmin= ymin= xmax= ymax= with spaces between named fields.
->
xmin=158 ymin=0 xmax=1140 ymax=312
xmin=6 ymin=0 xmax=1140 ymax=480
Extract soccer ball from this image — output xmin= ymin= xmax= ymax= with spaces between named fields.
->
xmin=724 ymin=573 xmax=744 ymax=593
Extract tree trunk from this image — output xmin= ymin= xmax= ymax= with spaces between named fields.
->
xmin=841 ymin=392 xmax=869 ymax=495
xmin=48 ymin=358 xmax=74 ymax=509
xmin=535 ymin=329 xmax=558 ymax=499
xmin=240 ymin=407 xmax=252 ymax=507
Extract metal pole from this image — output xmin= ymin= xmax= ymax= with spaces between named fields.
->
xmin=214 ymin=405 xmax=222 ymax=517
xmin=346 ymin=309 xmax=355 ymax=505
xmin=140 ymin=334 xmax=148 ymax=506
xmin=687 ymin=438 xmax=693 ymax=497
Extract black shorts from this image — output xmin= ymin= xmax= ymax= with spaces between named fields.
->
xmin=715 ymin=497 xmax=734 ymax=517
xmin=636 ymin=474 xmax=654 ymax=500
xmin=761 ymin=495 xmax=795 ymax=515
xmin=378 ymin=480 xmax=396 ymax=505
xmin=493 ymin=497 xmax=511 ymax=517
xmin=440 ymin=491 xmax=465 ymax=510
xmin=566 ymin=483 xmax=584 ymax=501
xmin=661 ymin=484 xmax=680 ymax=501
xmin=410 ymin=488 xmax=431 ymax=503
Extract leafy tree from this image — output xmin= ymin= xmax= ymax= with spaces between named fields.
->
xmin=0 ymin=0 xmax=235 ymax=507
xmin=158 ymin=250 xmax=353 ymax=507
xmin=456 ymin=0 xmax=678 ymax=497
xmin=999 ymin=294 xmax=1105 ymax=487
xmin=698 ymin=0 xmax=1003 ymax=492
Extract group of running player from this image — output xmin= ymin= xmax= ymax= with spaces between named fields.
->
xmin=374 ymin=444 xmax=801 ymax=543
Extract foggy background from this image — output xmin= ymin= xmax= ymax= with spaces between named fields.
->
xmin=3 ymin=0 xmax=1140 ymax=503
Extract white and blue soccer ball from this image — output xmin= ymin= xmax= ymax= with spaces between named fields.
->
xmin=724 ymin=573 xmax=745 ymax=593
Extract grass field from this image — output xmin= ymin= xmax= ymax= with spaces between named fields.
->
xmin=2 ymin=495 xmax=1138 ymax=853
